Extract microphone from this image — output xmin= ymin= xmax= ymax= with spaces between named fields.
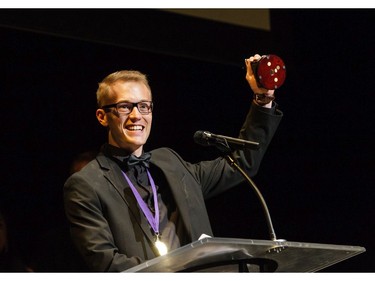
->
xmin=194 ymin=131 xmax=259 ymax=150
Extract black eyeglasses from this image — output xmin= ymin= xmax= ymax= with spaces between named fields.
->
xmin=101 ymin=101 xmax=153 ymax=115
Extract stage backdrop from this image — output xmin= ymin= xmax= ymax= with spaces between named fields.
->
xmin=1 ymin=9 xmax=374 ymax=272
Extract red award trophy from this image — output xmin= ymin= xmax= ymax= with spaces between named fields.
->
xmin=251 ymin=54 xmax=286 ymax=90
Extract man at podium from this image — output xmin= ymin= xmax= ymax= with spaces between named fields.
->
xmin=63 ymin=54 xmax=283 ymax=271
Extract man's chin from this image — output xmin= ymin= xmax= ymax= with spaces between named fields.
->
xmin=124 ymin=139 xmax=147 ymax=151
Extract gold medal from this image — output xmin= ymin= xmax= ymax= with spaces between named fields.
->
xmin=155 ymin=235 xmax=168 ymax=256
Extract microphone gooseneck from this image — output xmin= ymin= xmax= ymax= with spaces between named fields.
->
xmin=225 ymin=154 xmax=278 ymax=241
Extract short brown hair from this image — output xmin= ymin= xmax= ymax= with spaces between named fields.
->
xmin=96 ymin=70 xmax=151 ymax=107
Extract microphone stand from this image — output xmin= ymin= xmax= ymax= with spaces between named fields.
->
xmin=221 ymin=148 xmax=281 ymax=242
xmin=203 ymin=138 xmax=284 ymax=242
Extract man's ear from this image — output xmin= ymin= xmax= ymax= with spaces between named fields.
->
xmin=96 ymin=109 xmax=108 ymax=127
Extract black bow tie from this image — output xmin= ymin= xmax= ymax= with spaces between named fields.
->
xmin=123 ymin=152 xmax=151 ymax=170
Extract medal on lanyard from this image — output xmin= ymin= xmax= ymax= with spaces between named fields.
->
xmin=155 ymin=233 xmax=168 ymax=256
xmin=122 ymin=168 xmax=168 ymax=256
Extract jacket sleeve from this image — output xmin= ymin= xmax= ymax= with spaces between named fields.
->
xmin=235 ymin=101 xmax=283 ymax=175
xmin=185 ymin=101 xmax=283 ymax=199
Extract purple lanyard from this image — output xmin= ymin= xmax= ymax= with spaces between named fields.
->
xmin=122 ymin=169 xmax=160 ymax=235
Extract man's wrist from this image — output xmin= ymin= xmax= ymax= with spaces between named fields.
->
xmin=253 ymin=93 xmax=275 ymax=107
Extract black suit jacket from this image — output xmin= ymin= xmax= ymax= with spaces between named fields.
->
xmin=63 ymin=103 xmax=283 ymax=271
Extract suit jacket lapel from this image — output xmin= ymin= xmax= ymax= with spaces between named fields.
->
xmin=96 ymin=154 xmax=156 ymax=248
xmin=151 ymin=162 xmax=193 ymax=236
xmin=150 ymin=155 xmax=213 ymax=241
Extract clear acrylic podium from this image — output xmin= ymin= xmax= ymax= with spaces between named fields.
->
xmin=124 ymin=237 xmax=366 ymax=272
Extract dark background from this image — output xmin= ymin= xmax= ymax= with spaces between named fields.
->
xmin=1 ymin=9 xmax=374 ymax=272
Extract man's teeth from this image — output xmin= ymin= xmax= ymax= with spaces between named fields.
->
xmin=127 ymin=126 xmax=143 ymax=131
